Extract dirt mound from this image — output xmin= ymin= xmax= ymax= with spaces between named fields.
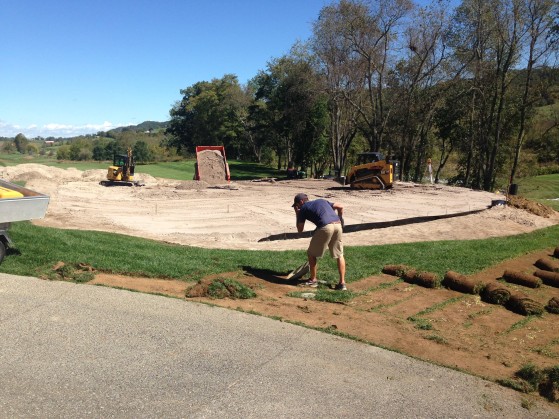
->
xmin=196 ymin=150 xmax=228 ymax=185
xmin=2 ymin=164 xmax=82 ymax=182
xmin=81 ymin=169 xmax=108 ymax=181
xmin=508 ymin=195 xmax=556 ymax=218
xmin=175 ymin=180 xmax=209 ymax=190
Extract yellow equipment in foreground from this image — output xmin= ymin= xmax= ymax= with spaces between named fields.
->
xmin=100 ymin=148 xmax=144 ymax=187
xmin=346 ymin=152 xmax=398 ymax=190
xmin=0 ymin=179 xmax=50 ymax=264
xmin=0 ymin=186 xmax=24 ymax=199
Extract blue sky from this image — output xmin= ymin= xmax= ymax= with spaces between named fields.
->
xmin=0 ymin=0 xmax=453 ymax=139
xmin=0 ymin=0 xmax=332 ymax=138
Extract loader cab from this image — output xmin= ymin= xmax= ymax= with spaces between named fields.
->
xmin=356 ymin=152 xmax=384 ymax=165
xmin=113 ymin=154 xmax=134 ymax=172
xmin=112 ymin=153 xmax=135 ymax=178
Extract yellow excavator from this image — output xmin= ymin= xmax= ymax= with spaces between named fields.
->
xmin=346 ymin=152 xmax=399 ymax=190
xmin=100 ymin=147 xmax=144 ymax=187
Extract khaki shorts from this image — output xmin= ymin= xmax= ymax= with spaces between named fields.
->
xmin=307 ymin=223 xmax=344 ymax=259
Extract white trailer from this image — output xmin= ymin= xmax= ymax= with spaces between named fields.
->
xmin=0 ymin=179 xmax=50 ymax=263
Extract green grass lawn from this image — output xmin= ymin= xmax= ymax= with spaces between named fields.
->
xmin=2 ymin=221 xmax=558 ymax=285
xmin=227 ymin=161 xmax=282 ymax=180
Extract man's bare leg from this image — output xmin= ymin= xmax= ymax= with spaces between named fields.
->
xmin=308 ymin=255 xmax=318 ymax=281
xmin=337 ymin=255 xmax=346 ymax=285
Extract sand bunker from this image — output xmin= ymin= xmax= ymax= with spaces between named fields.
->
xmin=3 ymin=163 xmax=557 ymax=251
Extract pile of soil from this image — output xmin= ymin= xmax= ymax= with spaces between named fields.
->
xmin=508 ymin=195 xmax=556 ymax=218
xmin=196 ymin=150 xmax=228 ymax=185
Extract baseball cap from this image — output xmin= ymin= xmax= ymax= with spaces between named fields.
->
xmin=292 ymin=193 xmax=308 ymax=207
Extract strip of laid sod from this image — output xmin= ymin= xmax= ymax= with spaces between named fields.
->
xmin=2 ymin=222 xmax=559 ymax=284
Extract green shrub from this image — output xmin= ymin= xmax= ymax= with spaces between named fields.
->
xmin=535 ymin=165 xmax=559 ymax=176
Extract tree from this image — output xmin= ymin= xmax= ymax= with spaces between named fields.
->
xmin=14 ymin=133 xmax=28 ymax=154
xmin=252 ymin=49 xmax=328 ymax=173
xmin=2 ymin=141 xmax=16 ymax=154
xmin=166 ymin=74 xmax=247 ymax=156
xmin=133 ymin=140 xmax=152 ymax=163
xmin=104 ymin=140 xmax=126 ymax=159
xmin=509 ymin=0 xmax=558 ymax=184
xmin=69 ymin=142 xmax=82 ymax=161
xmin=78 ymin=148 xmax=93 ymax=161
xmin=311 ymin=1 xmax=363 ymax=176
xmin=433 ymin=81 xmax=471 ymax=183
xmin=449 ymin=0 xmax=525 ymax=190
xmin=346 ymin=0 xmax=413 ymax=152
xmin=228 ymin=83 xmax=259 ymax=161
xmin=388 ymin=1 xmax=452 ymax=181
xmin=56 ymin=145 xmax=71 ymax=160
xmin=246 ymin=97 xmax=274 ymax=163
xmin=92 ymin=143 xmax=106 ymax=161
xmin=26 ymin=143 xmax=40 ymax=156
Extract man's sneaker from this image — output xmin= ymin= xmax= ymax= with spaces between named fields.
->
xmin=303 ymin=280 xmax=318 ymax=288
xmin=335 ymin=283 xmax=347 ymax=291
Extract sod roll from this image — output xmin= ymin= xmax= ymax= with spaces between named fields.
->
xmin=502 ymin=270 xmax=542 ymax=288
xmin=507 ymin=292 xmax=544 ymax=316
xmin=482 ymin=282 xmax=511 ymax=305
xmin=535 ymin=257 xmax=559 ymax=273
xmin=382 ymin=264 xmax=411 ymax=277
xmin=443 ymin=271 xmax=484 ymax=294
xmin=413 ymin=271 xmax=441 ymax=289
xmin=546 ymin=297 xmax=559 ymax=314
xmin=533 ymin=269 xmax=559 ymax=288
xmin=402 ymin=269 xmax=417 ymax=284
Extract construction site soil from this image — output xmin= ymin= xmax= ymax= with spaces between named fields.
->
xmin=5 ymin=163 xmax=559 ymax=402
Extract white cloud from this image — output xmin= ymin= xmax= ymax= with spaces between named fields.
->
xmin=0 ymin=120 xmax=127 ymax=138
xmin=44 ymin=123 xmax=74 ymax=130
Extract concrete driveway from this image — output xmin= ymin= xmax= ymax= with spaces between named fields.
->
xmin=0 ymin=273 xmax=556 ymax=418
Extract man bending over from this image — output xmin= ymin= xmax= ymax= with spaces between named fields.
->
xmin=292 ymin=193 xmax=347 ymax=291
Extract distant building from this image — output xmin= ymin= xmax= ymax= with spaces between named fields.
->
xmin=44 ymin=140 xmax=55 ymax=146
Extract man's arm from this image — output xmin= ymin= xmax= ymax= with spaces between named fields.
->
xmin=332 ymin=202 xmax=344 ymax=218
xmin=294 ymin=206 xmax=305 ymax=232
xmin=333 ymin=202 xmax=344 ymax=228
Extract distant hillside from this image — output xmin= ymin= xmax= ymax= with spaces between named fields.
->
xmin=108 ymin=120 xmax=169 ymax=134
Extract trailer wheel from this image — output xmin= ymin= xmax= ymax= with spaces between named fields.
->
xmin=0 ymin=241 xmax=5 ymax=264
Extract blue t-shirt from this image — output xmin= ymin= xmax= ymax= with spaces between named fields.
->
xmin=297 ymin=199 xmax=339 ymax=229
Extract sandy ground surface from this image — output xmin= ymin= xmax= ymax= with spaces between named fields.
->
xmin=6 ymin=163 xmax=559 ymax=407
xmin=3 ymin=163 xmax=557 ymax=251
